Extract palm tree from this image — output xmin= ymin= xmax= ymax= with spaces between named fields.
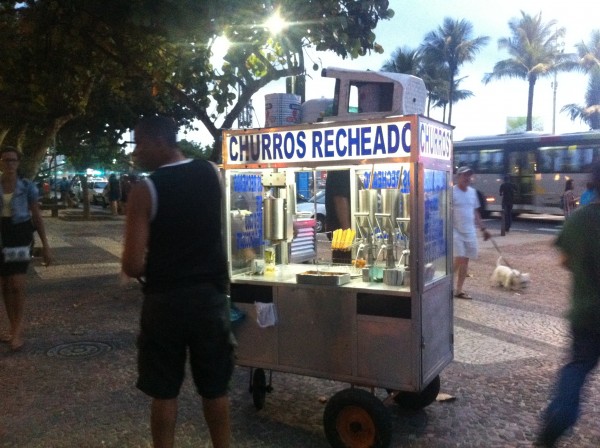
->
xmin=420 ymin=18 xmax=489 ymax=125
xmin=381 ymin=46 xmax=446 ymax=116
xmin=483 ymin=11 xmax=576 ymax=131
xmin=381 ymin=46 xmax=422 ymax=75
xmin=562 ymin=30 xmax=600 ymax=129
xmin=433 ymin=76 xmax=474 ymax=123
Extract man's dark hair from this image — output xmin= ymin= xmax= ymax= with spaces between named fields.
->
xmin=136 ymin=115 xmax=179 ymax=148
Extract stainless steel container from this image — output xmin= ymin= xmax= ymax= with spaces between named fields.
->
xmin=263 ymin=197 xmax=286 ymax=241
xmin=381 ymin=189 xmax=400 ymax=219
xmin=378 ymin=189 xmax=400 ymax=232
xmin=357 ymin=189 xmax=377 ymax=230
xmin=396 ymin=193 xmax=410 ymax=234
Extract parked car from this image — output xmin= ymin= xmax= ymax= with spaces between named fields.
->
xmin=296 ymin=190 xmax=326 ymax=232
xmin=296 ymin=192 xmax=310 ymax=203
xmin=88 ymin=179 xmax=108 ymax=206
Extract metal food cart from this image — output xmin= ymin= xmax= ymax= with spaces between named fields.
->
xmin=222 ymin=71 xmax=454 ymax=448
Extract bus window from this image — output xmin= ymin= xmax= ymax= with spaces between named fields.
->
xmin=455 ymin=151 xmax=479 ymax=172
xmin=538 ymin=146 xmax=595 ymax=173
xmin=478 ymin=150 xmax=503 ymax=173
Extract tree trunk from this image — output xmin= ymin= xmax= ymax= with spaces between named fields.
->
xmin=447 ymin=72 xmax=455 ymax=126
xmin=526 ymin=77 xmax=536 ymax=131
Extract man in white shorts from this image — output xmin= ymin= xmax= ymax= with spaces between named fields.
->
xmin=453 ymin=166 xmax=490 ymax=299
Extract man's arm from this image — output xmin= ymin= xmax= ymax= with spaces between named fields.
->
xmin=333 ymin=195 xmax=351 ymax=229
xmin=121 ymin=182 xmax=151 ymax=278
xmin=474 ymin=208 xmax=491 ymax=241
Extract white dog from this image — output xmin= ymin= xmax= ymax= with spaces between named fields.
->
xmin=491 ymin=257 xmax=530 ymax=290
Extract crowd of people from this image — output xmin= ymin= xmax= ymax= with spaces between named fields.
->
xmin=38 ymin=173 xmax=139 ymax=214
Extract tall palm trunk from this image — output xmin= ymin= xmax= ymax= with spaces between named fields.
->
xmin=526 ymin=77 xmax=537 ymax=131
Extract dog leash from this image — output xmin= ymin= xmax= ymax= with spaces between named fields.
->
xmin=488 ymin=236 xmax=513 ymax=269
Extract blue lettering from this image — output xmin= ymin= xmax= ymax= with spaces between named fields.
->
xmin=387 ymin=124 xmax=400 ymax=154
xmin=312 ymin=131 xmax=324 ymax=158
xmin=261 ymin=134 xmax=272 ymax=161
xmin=336 ymin=128 xmax=348 ymax=157
xmin=348 ymin=127 xmax=360 ymax=156
xmin=297 ymin=131 xmax=307 ymax=158
xmin=401 ymin=122 xmax=411 ymax=154
xmin=229 ymin=136 xmax=239 ymax=161
xmin=273 ymin=133 xmax=284 ymax=159
xmin=361 ymin=127 xmax=372 ymax=155
xmin=373 ymin=126 xmax=386 ymax=154
xmin=324 ymin=129 xmax=335 ymax=158
xmin=283 ymin=132 xmax=295 ymax=159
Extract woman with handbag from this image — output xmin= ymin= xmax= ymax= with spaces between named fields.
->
xmin=0 ymin=147 xmax=51 ymax=351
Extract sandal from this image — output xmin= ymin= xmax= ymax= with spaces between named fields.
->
xmin=454 ymin=292 xmax=473 ymax=300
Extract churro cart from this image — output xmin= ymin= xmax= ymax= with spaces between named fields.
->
xmin=222 ymin=69 xmax=454 ymax=448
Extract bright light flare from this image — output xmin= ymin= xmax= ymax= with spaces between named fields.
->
xmin=265 ymin=11 xmax=288 ymax=35
xmin=211 ymin=35 xmax=231 ymax=61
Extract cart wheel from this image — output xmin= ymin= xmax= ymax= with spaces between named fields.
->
xmin=393 ymin=375 xmax=440 ymax=410
xmin=251 ymin=368 xmax=267 ymax=410
xmin=323 ymin=388 xmax=391 ymax=448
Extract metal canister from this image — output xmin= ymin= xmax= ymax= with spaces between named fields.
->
xmin=263 ymin=197 xmax=286 ymax=241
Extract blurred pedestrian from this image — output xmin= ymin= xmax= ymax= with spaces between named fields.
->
xmin=499 ymin=175 xmax=517 ymax=232
xmin=107 ymin=173 xmax=120 ymax=215
xmin=562 ymin=179 xmax=577 ymax=218
xmin=122 ymin=116 xmax=233 ymax=448
xmin=579 ymin=181 xmax=596 ymax=206
xmin=119 ymin=174 xmax=131 ymax=215
xmin=535 ymin=162 xmax=600 ymax=447
xmin=452 ymin=166 xmax=490 ymax=300
xmin=59 ymin=176 xmax=73 ymax=207
xmin=0 ymin=147 xmax=51 ymax=351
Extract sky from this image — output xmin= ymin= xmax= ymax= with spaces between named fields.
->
xmin=184 ymin=0 xmax=599 ymax=144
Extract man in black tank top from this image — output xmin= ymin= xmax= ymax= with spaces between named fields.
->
xmin=122 ymin=116 xmax=233 ymax=448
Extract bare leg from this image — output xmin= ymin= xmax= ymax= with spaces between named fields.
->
xmin=151 ymin=398 xmax=178 ymax=448
xmin=454 ymin=256 xmax=469 ymax=294
xmin=202 ymin=395 xmax=230 ymax=448
xmin=1 ymin=274 xmax=27 ymax=350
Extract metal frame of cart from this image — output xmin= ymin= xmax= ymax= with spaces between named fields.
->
xmin=222 ymin=113 xmax=454 ymax=448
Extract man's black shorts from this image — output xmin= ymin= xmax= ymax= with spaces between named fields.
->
xmin=136 ymin=283 xmax=235 ymax=400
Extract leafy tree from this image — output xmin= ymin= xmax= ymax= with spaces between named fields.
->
xmin=562 ymin=30 xmax=600 ymax=129
xmin=483 ymin=11 xmax=577 ymax=131
xmin=381 ymin=46 xmax=449 ymax=118
xmin=420 ymin=18 xmax=489 ymax=125
xmin=179 ymin=140 xmax=212 ymax=160
xmin=0 ymin=0 xmax=395 ymax=177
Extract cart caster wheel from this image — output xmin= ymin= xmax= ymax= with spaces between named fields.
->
xmin=393 ymin=375 xmax=440 ymax=410
xmin=251 ymin=368 xmax=267 ymax=410
xmin=323 ymin=388 xmax=391 ymax=448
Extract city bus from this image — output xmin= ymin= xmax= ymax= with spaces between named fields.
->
xmin=453 ymin=131 xmax=600 ymax=216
